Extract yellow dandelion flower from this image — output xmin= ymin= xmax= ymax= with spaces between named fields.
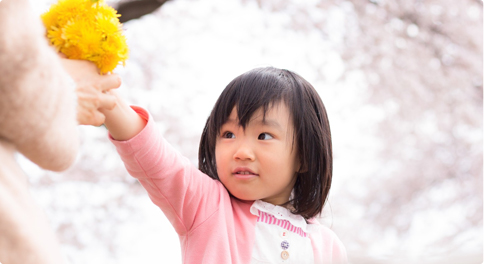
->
xmin=97 ymin=5 xmax=120 ymax=21
xmin=96 ymin=13 xmax=121 ymax=38
xmin=41 ymin=0 xmax=128 ymax=74
xmin=46 ymin=27 xmax=65 ymax=51
xmin=61 ymin=45 xmax=84 ymax=60
xmin=62 ymin=20 xmax=83 ymax=45
xmin=42 ymin=0 xmax=89 ymax=28
xmin=97 ymin=53 xmax=120 ymax=74
xmin=40 ymin=10 xmax=58 ymax=31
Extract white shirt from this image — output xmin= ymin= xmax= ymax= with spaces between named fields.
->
xmin=250 ymin=200 xmax=315 ymax=263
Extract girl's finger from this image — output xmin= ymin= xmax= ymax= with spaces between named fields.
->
xmin=98 ymin=93 xmax=117 ymax=110
xmin=91 ymin=111 xmax=106 ymax=127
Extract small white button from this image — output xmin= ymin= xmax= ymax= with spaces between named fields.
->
xmin=281 ymin=250 xmax=290 ymax=260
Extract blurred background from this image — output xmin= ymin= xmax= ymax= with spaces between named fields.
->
xmin=24 ymin=0 xmax=482 ymax=263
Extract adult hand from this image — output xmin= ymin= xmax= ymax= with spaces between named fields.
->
xmin=60 ymin=58 xmax=122 ymax=126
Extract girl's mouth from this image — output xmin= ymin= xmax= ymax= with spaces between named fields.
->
xmin=233 ymin=168 xmax=258 ymax=179
xmin=236 ymin=171 xmax=253 ymax=175
xmin=234 ymin=173 xmax=258 ymax=179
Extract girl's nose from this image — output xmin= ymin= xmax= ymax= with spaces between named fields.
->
xmin=233 ymin=141 xmax=255 ymax=161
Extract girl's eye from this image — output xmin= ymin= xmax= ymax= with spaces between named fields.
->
xmin=258 ymin=133 xmax=273 ymax=140
xmin=222 ymin=132 xmax=235 ymax=139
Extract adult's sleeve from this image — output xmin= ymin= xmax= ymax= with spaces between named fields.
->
xmin=0 ymin=0 xmax=79 ymax=171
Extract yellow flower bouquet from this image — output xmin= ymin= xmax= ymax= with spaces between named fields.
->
xmin=41 ymin=0 xmax=128 ymax=74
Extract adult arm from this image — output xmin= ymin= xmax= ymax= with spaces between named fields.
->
xmin=0 ymin=0 xmax=123 ymax=169
xmin=0 ymin=0 xmax=79 ymax=171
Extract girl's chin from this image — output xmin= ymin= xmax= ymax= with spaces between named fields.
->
xmin=228 ymin=191 xmax=258 ymax=202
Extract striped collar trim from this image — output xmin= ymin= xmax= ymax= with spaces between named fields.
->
xmin=250 ymin=200 xmax=308 ymax=233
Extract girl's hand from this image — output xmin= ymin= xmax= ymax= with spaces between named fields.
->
xmin=99 ymin=90 xmax=147 ymax=141
xmin=60 ymin=58 xmax=122 ymax=126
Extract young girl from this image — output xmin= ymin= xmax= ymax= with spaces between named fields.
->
xmin=102 ymin=67 xmax=347 ymax=263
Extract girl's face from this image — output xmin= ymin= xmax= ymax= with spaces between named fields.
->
xmin=215 ymin=102 xmax=299 ymax=205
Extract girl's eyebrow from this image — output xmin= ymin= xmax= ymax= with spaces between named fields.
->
xmin=224 ymin=117 xmax=283 ymax=132
xmin=254 ymin=119 xmax=283 ymax=131
xmin=224 ymin=118 xmax=238 ymax=125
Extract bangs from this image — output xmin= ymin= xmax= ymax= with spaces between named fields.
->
xmin=212 ymin=67 xmax=292 ymax=132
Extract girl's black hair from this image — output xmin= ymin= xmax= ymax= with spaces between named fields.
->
xmin=198 ymin=67 xmax=332 ymax=219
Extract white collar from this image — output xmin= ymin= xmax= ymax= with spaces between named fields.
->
xmin=250 ymin=200 xmax=308 ymax=232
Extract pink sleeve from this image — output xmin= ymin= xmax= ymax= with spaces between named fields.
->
xmin=331 ymin=235 xmax=348 ymax=263
xmin=309 ymin=221 xmax=349 ymax=263
xmin=110 ymin=106 xmax=227 ymax=235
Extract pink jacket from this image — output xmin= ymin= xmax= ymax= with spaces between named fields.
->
xmin=111 ymin=107 xmax=347 ymax=263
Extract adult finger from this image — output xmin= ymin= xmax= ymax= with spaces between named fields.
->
xmin=98 ymin=73 xmax=122 ymax=92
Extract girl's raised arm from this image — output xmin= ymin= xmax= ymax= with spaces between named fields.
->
xmin=101 ymin=91 xmax=147 ymax=141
